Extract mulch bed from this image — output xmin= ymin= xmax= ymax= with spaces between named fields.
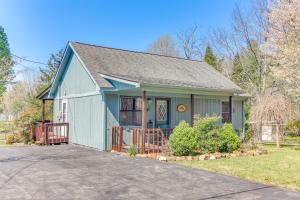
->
xmin=114 ymin=148 xmax=268 ymax=162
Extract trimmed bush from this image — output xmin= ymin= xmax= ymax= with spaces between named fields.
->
xmin=194 ymin=116 xmax=222 ymax=153
xmin=169 ymin=121 xmax=197 ymax=156
xmin=219 ymin=123 xmax=240 ymax=152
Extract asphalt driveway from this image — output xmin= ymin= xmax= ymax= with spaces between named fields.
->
xmin=0 ymin=145 xmax=299 ymax=200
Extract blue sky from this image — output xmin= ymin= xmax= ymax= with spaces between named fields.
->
xmin=0 ymin=0 xmax=251 ymax=80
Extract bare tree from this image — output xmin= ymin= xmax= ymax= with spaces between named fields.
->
xmin=251 ymin=93 xmax=292 ymax=147
xmin=177 ymin=25 xmax=203 ymax=60
xmin=262 ymin=0 xmax=300 ymax=98
xmin=146 ymin=35 xmax=179 ymax=57
xmin=209 ymin=2 xmax=269 ymax=95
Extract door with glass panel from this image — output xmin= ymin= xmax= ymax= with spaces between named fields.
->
xmin=155 ymin=98 xmax=170 ymax=128
xmin=60 ymin=99 xmax=68 ymax=137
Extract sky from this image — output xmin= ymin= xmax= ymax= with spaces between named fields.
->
xmin=0 ymin=0 xmax=251 ymax=81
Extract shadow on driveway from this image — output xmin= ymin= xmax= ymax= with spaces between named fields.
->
xmin=0 ymin=145 xmax=299 ymax=200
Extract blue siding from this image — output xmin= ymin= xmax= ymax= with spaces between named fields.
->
xmin=194 ymin=96 xmax=221 ymax=117
xmin=57 ymin=53 xmax=96 ymax=96
xmin=105 ymin=94 xmax=119 ymax=150
xmin=53 ymin=52 xmax=105 ymax=150
xmin=170 ymin=97 xmax=191 ymax=127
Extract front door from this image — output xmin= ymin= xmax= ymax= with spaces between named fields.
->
xmin=61 ymin=99 xmax=68 ymax=137
xmin=155 ymin=98 xmax=170 ymax=128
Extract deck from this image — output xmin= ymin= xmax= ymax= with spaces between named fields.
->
xmin=34 ymin=122 xmax=69 ymax=145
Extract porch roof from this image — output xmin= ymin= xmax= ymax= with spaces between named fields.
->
xmin=70 ymin=42 xmax=244 ymax=94
xmin=36 ymin=86 xmax=53 ymax=100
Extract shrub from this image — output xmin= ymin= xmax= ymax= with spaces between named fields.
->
xmin=219 ymin=123 xmax=240 ymax=152
xmin=27 ymin=140 xmax=34 ymax=145
xmin=194 ymin=116 xmax=222 ymax=153
xmin=168 ymin=121 xmax=197 ymax=156
xmin=22 ymin=130 xmax=31 ymax=144
xmin=14 ymin=133 xmax=23 ymax=143
xmin=128 ymin=145 xmax=138 ymax=156
xmin=285 ymin=119 xmax=300 ymax=136
xmin=6 ymin=134 xmax=15 ymax=144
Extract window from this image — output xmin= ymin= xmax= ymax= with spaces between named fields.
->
xmin=120 ymin=97 xmax=142 ymax=126
xmin=222 ymin=101 xmax=230 ymax=123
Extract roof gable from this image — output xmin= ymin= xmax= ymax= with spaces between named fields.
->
xmin=49 ymin=43 xmax=113 ymax=97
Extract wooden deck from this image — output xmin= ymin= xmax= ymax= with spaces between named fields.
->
xmin=34 ymin=122 xmax=69 ymax=145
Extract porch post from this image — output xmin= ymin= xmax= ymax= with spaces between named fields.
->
xmin=42 ymin=99 xmax=45 ymax=123
xmin=141 ymin=91 xmax=147 ymax=153
xmin=142 ymin=91 xmax=147 ymax=129
xmin=229 ymin=96 xmax=232 ymax=123
xmin=190 ymin=94 xmax=194 ymax=126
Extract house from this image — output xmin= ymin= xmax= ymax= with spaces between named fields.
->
xmin=37 ymin=41 xmax=247 ymax=151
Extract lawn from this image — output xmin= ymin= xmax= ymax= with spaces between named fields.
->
xmin=0 ymin=121 xmax=15 ymax=147
xmin=0 ymin=133 xmax=8 ymax=146
xmin=174 ymin=145 xmax=300 ymax=192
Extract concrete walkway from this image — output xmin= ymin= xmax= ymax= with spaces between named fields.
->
xmin=0 ymin=145 xmax=299 ymax=200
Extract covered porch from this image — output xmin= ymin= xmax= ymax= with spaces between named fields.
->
xmin=106 ymin=86 xmax=236 ymax=153
xmin=33 ymin=87 xmax=69 ymax=145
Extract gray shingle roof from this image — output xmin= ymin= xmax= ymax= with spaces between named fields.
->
xmin=71 ymin=42 xmax=243 ymax=93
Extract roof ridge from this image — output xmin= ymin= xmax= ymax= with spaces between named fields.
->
xmin=71 ymin=41 xmax=204 ymax=63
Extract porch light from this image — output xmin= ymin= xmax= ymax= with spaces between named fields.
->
xmin=147 ymin=97 xmax=152 ymax=111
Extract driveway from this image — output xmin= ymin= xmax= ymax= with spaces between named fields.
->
xmin=0 ymin=145 xmax=299 ymax=200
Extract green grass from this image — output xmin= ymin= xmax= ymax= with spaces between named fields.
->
xmin=0 ymin=122 xmax=15 ymax=147
xmin=174 ymin=146 xmax=300 ymax=191
xmin=0 ymin=121 xmax=15 ymax=133
xmin=0 ymin=134 xmax=9 ymax=146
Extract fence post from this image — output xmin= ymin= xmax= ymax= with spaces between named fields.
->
xmin=44 ymin=124 xmax=48 ymax=145
xmin=66 ymin=123 xmax=69 ymax=144
xmin=133 ymin=129 xmax=137 ymax=145
xmin=142 ymin=129 xmax=145 ymax=154
xmin=119 ymin=127 xmax=123 ymax=152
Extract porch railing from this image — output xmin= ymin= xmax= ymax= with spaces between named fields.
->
xmin=34 ymin=122 xmax=69 ymax=145
xmin=112 ymin=126 xmax=173 ymax=154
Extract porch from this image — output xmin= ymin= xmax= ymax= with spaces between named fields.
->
xmin=108 ymin=90 xmax=235 ymax=153
xmin=111 ymin=126 xmax=172 ymax=153
xmin=33 ymin=87 xmax=69 ymax=145
xmin=34 ymin=121 xmax=69 ymax=145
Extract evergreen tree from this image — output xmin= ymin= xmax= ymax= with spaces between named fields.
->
xmin=39 ymin=49 xmax=64 ymax=88
xmin=0 ymin=25 xmax=14 ymax=97
xmin=230 ymin=40 xmax=261 ymax=93
xmin=231 ymin=53 xmax=243 ymax=86
xmin=204 ymin=45 xmax=221 ymax=71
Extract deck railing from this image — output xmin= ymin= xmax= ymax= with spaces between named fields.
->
xmin=112 ymin=126 xmax=172 ymax=153
xmin=45 ymin=123 xmax=69 ymax=145
xmin=34 ymin=122 xmax=69 ymax=145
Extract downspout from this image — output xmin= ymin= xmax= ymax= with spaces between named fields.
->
xmin=229 ymin=96 xmax=232 ymax=123
xmin=242 ymin=100 xmax=245 ymax=136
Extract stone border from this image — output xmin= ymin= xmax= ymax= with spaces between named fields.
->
xmin=115 ymin=149 xmax=268 ymax=162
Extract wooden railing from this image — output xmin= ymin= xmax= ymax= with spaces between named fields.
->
xmin=34 ymin=122 xmax=44 ymax=143
xmin=112 ymin=126 xmax=172 ymax=153
xmin=112 ymin=126 xmax=123 ymax=151
xmin=45 ymin=123 xmax=69 ymax=145
xmin=34 ymin=122 xmax=69 ymax=145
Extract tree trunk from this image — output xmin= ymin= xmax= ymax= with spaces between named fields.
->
xmin=276 ymin=124 xmax=280 ymax=148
